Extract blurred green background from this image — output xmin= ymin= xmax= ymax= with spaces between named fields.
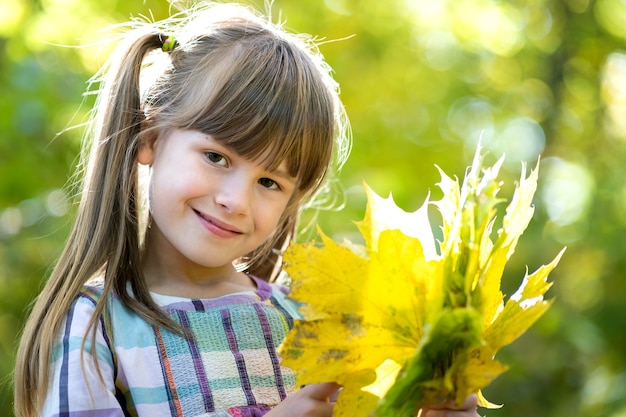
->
xmin=2 ymin=0 xmax=626 ymax=415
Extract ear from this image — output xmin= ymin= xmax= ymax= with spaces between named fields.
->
xmin=137 ymin=128 xmax=157 ymax=166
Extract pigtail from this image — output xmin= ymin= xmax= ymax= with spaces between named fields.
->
xmin=13 ymin=31 xmax=179 ymax=417
xmin=85 ymin=31 xmax=184 ymax=332
xmin=80 ymin=30 xmax=189 ymax=379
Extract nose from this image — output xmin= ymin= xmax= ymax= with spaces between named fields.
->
xmin=214 ymin=174 xmax=253 ymax=215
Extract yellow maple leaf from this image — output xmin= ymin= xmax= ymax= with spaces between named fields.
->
xmin=279 ymin=143 xmax=565 ymax=417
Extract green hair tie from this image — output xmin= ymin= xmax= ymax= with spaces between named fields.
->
xmin=161 ymin=35 xmax=177 ymax=53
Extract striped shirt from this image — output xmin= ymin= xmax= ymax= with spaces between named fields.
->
xmin=42 ymin=276 xmax=301 ymax=417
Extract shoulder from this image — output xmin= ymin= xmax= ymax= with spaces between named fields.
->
xmin=57 ymin=280 xmax=132 ymax=349
xmin=60 ymin=281 xmax=106 ymax=328
xmin=51 ymin=282 xmax=115 ymax=365
xmin=253 ymin=276 xmax=303 ymax=320
xmin=77 ymin=280 xmax=106 ymax=307
xmin=44 ymin=284 xmax=120 ymax=415
xmin=62 ymin=281 xmax=111 ymax=324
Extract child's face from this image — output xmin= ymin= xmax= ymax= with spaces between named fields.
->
xmin=138 ymin=128 xmax=297 ymax=272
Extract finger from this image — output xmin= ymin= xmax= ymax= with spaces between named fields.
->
xmin=459 ymin=394 xmax=478 ymax=410
xmin=300 ymin=382 xmax=342 ymax=401
xmin=426 ymin=394 xmax=478 ymax=411
xmin=329 ymin=387 xmax=342 ymax=403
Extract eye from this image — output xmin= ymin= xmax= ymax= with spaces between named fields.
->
xmin=259 ymin=177 xmax=280 ymax=190
xmin=205 ymin=151 xmax=227 ymax=167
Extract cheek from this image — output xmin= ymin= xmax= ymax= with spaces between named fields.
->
xmin=271 ymin=203 xmax=297 ymax=235
xmin=258 ymin=205 xmax=282 ymax=228
xmin=149 ymin=163 xmax=207 ymax=208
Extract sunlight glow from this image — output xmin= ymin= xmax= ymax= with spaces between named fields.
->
xmin=453 ymin=1 xmax=525 ymax=56
xmin=0 ymin=0 xmax=27 ymax=37
xmin=494 ymin=117 xmax=545 ymax=165
xmin=405 ymin=0 xmax=525 ymax=56
xmin=601 ymin=52 xmax=626 ymax=139
xmin=46 ymin=189 xmax=69 ymax=218
xmin=595 ymin=0 xmax=626 ymax=41
xmin=0 ymin=189 xmax=68 ymax=237
xmin=22 ymin=0 xmax=117 ymax=73
xmin=324 ymin=0 xmax=351 ymax=16
xmin=447 ymin=97 xmax=495 ymax=144
xmin=541 ymin=157 xmax=594 ymax=227
xmin=419 ymin=30 xmax=460 ymax=71
xmin=403 ymin=0 xmax=449 ymax=29
xmin=0 ymin=208 xmax=21 ymax=236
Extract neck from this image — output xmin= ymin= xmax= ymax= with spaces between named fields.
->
xmin=141 ymin=249 xmax=257 ymax=299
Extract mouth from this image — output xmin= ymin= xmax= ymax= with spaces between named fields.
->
xmin=194 ymin=209 xmax=243 ymax=235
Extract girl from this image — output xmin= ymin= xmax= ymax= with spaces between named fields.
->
xmin=14 ymin=2 xmax=480 ymax=417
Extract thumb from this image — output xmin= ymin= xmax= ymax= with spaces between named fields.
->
xmin=301 ymin=382 xmax=342 ymax=401
xmin=426 ymin=394 xmax=479 ymax=411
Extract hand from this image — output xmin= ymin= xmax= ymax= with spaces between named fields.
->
xmin=267 ymin=382 xmax=341 ymax=417
xmin=420 ymin=394 xmax=479 ymax=417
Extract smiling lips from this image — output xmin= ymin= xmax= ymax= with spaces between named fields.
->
xmin=194 ymin=209 xmax=243 ymax=238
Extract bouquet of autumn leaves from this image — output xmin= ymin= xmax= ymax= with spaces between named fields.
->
xmin=279 ymin=144 xmax=565 ymax=416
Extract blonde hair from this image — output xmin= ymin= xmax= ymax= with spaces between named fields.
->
xmin=14 ymin=3 xmax=349 ymax=416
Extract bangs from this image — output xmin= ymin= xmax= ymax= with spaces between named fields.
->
xmin=185 ymin=33 xmax=335 ymax=195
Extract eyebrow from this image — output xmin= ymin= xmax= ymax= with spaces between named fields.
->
xmin=269 ymin=165 xmax=297 ymax=182
xmin=202 ymin=133 xmax=296 ymax=182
